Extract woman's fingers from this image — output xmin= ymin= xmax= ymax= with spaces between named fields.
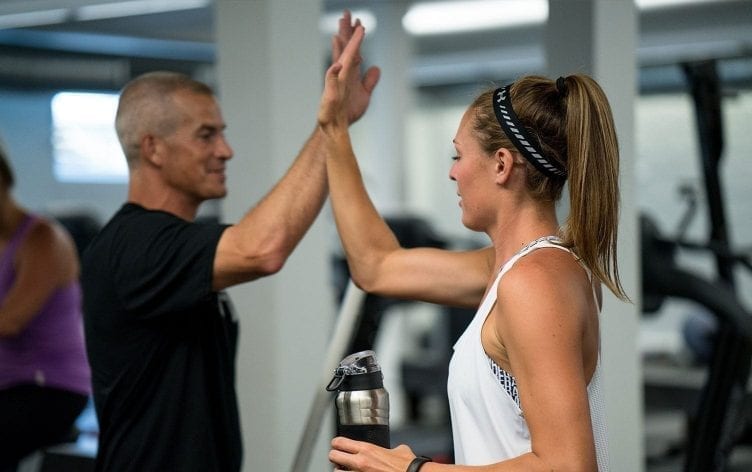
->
xmin=338 ymin=25 xmax=365 ymax=72
xmin=331 ymin=436 xmax=363 ymax=453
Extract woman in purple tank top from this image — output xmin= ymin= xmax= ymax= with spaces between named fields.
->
xmin=0 ymin=142 xmax=91 ymax=472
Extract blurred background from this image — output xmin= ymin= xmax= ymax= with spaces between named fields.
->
xmin=0 ymin=1 xmax=750 ymax=471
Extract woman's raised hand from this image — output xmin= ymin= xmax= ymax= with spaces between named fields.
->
xmin=319 ymin=11 xmax=380 ymax=130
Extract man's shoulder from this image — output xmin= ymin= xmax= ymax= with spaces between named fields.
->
xmin=100 ymin=204 xmax=186 ymax=238
xmin=82 ymin=204 xmax=164 ymax=262
xmin=87 ymin=205 xmax=225 ymax=260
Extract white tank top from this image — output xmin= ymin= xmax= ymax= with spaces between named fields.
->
xmin=447 ymin=237 xmax=610 ymax=470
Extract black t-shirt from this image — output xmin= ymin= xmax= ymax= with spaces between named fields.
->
xmin=81 ymin=203 xmax=241 ymax=472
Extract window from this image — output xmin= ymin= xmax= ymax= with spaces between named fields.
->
xmin=51 ymin=91 xmax=127 ymax=183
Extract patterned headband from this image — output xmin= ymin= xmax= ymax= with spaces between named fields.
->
xmin=492 ymin=85 xmax=567 ymax=179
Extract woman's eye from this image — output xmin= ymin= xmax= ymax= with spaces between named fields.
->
xmin=451 ymin=155 xmax=460 ymax=161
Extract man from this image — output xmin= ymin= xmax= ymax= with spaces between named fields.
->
xmin=81 ymin=14 xmax=378 ymax=471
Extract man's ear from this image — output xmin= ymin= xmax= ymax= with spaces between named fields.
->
xmin=494 ymin=147 xmax=516 ymax=184
xmin=140 ymin=134 xmax=162 ymax=167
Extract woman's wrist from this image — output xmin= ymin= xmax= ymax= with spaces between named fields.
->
xmin=406 ymin=455 xmax=433 ymax=472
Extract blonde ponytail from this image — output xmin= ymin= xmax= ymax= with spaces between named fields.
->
xmin=560 ymin=75 xmax=628 ymax=301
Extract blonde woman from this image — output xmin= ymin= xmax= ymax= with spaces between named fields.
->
xmin=320 ymin=26 xmax=627 ymax=472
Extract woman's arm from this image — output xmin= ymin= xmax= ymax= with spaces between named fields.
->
xmin=319 ymin=28 xmax=493 ymax=308
xmin=0 ymin=219 xmax=79 ymax=338
xmin=329 ymin=437 xmax=558 ymax=472
xmin=328 ymin=251 xmax=601 ymax=472
xmin=211 ymin=11 xmax=381 ymax=291
xmin=494 ymin=251 xmax=598 ymax=470
xmin=327 ymin=132 xmax=492 ymax=307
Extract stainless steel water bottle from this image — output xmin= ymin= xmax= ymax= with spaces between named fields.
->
xmin=326 ymin=350 xmax=390 ymax=448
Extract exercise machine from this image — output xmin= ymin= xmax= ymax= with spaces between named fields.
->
xmin=641 ymin=59 xmax=752 ymax=471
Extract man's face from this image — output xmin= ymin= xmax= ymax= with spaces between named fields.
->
xmin=157 ymin=90 xmax=233 ymax=204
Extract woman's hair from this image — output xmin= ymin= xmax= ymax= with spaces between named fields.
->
xmin=0 ymin=138 xmax=15 ymax=191
xmin=470 ymin=74 xmax=628 ymax=301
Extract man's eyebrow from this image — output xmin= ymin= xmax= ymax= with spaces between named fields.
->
xmin=197 ymin=123 xmax=226 ymax=132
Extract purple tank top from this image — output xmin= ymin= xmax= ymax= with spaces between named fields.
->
xmin=0 ymin=214 xmax=91 ymax=394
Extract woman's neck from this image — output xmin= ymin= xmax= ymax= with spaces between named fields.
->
xmin=488 ymin=202 xmax=560 ymax=271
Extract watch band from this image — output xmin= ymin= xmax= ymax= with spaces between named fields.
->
xmin=406 ymin=455 xmax=433 ymax=472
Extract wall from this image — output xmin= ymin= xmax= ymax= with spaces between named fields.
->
xmin=0 ymin=88 xmax=126 ymax=224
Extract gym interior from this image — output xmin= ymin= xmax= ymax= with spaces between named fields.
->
xmin=0 ymin=1 xmax=750 ymax=471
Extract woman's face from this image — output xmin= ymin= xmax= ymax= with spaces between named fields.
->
xmin=449 ymin=110 xmax=498 ymax=232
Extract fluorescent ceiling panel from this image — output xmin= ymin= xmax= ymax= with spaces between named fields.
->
xmin=403 ymin=0 xmax=548 ymax=36
xmin=0 ymin=9 xmax=68 ymax=28
xmin=77 ymin=0 xmax=210 ymax=21
xmin=403 ymin=0 xmax=731 ymax=36
xmin=319 ymin=9 xmax=377 ymax=35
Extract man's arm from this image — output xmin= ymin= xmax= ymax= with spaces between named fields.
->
xmin=212 ymin=11 xmax=379 ymax=291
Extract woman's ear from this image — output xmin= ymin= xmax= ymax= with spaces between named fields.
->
xmin=494 ymin=147 xmax=516 ymax=184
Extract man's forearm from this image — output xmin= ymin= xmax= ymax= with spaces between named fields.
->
xmin=234 ymin=127 xmax=328 ymax=263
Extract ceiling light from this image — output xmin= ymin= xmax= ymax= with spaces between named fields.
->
xmin=403 ymin=0 xmax=548 ymax=36
xmin=319 ymin=9 xmax=377 ymax=36
xmin=0 ymin=0 xmax=210 ymax=30
xmin=0 ymin=9 xmax=68 ymax=29
xmin=636 ymin=0 xmax=734 ymax=9
xmin=76 ymin=0 xmax=210 ymax=21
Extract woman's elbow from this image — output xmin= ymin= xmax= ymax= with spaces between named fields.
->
xmin=349 ymin=266 xmax=395 ymax=297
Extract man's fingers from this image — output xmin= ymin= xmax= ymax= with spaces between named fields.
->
xmin=331 ymin=35 xmax=343 ymax=62
xmin=362 ymin=66 xmax=381 ymax=94
xmin=338 ymin=10 xmax=353 ymax=41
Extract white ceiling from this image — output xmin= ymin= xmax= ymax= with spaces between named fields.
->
xmin=0 ymin=0 xmax=750 ymax=89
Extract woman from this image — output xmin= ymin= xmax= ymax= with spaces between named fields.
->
xmin=319 ymin=25 xmax=628 ymax=472
xmin=0 ymin=142 xmax=91 ymax=471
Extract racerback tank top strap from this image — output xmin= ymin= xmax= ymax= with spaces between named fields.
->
xmin=498 ymin=235 xmax=567 ymax=278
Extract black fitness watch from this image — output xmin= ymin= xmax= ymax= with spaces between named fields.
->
xmin=406 ymin=455 xmax=433 ymax=472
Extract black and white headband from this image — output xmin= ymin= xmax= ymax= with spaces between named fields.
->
xmin=492 ymin=85 xmax=567 ymax=179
